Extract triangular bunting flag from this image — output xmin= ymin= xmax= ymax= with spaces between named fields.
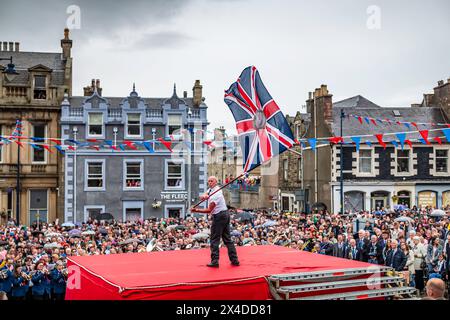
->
xmin=350 ymin=136 xmax=361 ymax=151
xmin=442 ymin=128 xmax=450 ymax=142
xmin=419 ymin=130 xmax=429 ymax=144
xmin=434 ymin=137 xmax=442 ymax=145
xmin=375 ymin=134 xmax=386 ymax=149
xmin=405 ymin=139 xmax=413 ymax=148
xmin=404 ymin=123 xmax=411 ymax=130
xmin=42 ymin=144 xmax=53 ymax=153
xmin=54 ymin=145 xmax=65 ymax=155
xmin=391 ymin=140 xmax=399 ymax=148
xmin=307 ymin=138 xmax=317 ymax=151
xmin=365 ymin=140 xmax=372 ymax=147
xmin=157 ymin=138 xmax=173 ymax=152
xmin=142 ymin=141 xmax=155 ymax=153
xmin=49 ymin=138 xmax=62 ymax=145
xmin=370 ymin=118 xmax=377 ymax=126
xmin=358 ymin=116 xmax=363 ymax=125
xmin=396 ymin=133 xmax=406 ymax=150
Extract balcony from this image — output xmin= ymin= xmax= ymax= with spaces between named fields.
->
xmin=188 ymin=109 xmax=201 ymax=119
xmin=4 ymin=86 xmax=28 ymax=98
xmin=0 ymin=164 xmax=57 ymax=175
xmin=108 ymin=108 xmax=122 ymax=119
xmin=69 ymin=107 xmax=83 ymax=117
xmin=146 ymin=109 xmax=163 ymax=119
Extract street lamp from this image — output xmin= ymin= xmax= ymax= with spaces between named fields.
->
xmin=73 ymin=126 xmax=78 ymax=223
xmin=0 ymin=56 xmax=19 ymax=82
xmin=151 ymin=127 xmax=156 ymax=149
xmin=113 ymin=127 xmax=118 ymax=147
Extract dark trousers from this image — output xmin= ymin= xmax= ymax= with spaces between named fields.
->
xmin=415 ymin=270 xmax=424 ymax=291
xmin=53 ymin=293 xmax=65 ymax=301
xmin=210 ymin=211 xmax=238 ymax=263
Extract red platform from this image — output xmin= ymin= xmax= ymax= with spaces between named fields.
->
xmin=65 ymin=246 xmax=373 ymax=300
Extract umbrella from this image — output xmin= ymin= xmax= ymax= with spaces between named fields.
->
xmin=94 ymin=212 xmax=115 ymax=221
xmin=44 ymin=242 xmax=61 ymax=249
xmin=192 ymin=232 xmax=210 ymax=240
xmin=231 ymin=230 xmax=242 ymax=237
xmin=61 ymin=222 xmax=75 ymax=228
xmin=68 ymin=229 xmax=81 ymax=236
xmin=98 ymin=228 xmax=108 ymax=235
xmin=69 ymin=234 xmax=81 ymax=238
xmin=81 ymin=230 xmax=96 ymax=236
xmin=175 ymin=225 xmax=186 ymax=230
xmin=166 ymin=224 xmax=178 ymax=230
xmin=235 ymin=211 xmax=253 ymax=222
xmin=394 ymin=204 xmax=407 ymax=211
xmin=45 ymin=232 xmax=62 ymax=238
xmin=430 ymin=209 xmax=446 ymax=217
xmin=119 ymin=238 xmax=143 ymax=245
xmin=395 ymin=216 xmax=413 ymax=223
xmin=262 ymin=220 xmax=277 ymax=228
xmin=0 ymin=240 xmax=9 ymax=246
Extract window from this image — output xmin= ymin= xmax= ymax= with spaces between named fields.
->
xmin=126 ymin=113 xmax=141 ymax=137
xmin=32 ymin=124 xmax=46 ymax=162
xmin=29 ymin=189 xmax=48 ymax=224
xmin=84 ymin=206 xmax=105 ymax=222
xmin=124 ymin=160 xmax=143 ymax=190
xmin=33 ymin=75 xmax=46 ymax=100
xmin=123 ymin=201 xmax=144 ymax=222
xmin=397 ymin=149 xmax=410 ymax=173
xmin=436 ymin=149 xmax=448 ymax=173
xmin=283 ymin=159 xmax=288 ymax=181
xmin=86 ymin=160 xmax=105 ymax=190
xmin=358 ymin=149 xmax=372 ymax=173
xmin=168 ymin=114 xmax=182 ymax=135
xmin=88 ymin=113 xmax=103 ymax=136
xmin=165 ymin=160 xmax=184 ymax=189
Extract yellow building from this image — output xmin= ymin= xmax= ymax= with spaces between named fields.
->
xmin=0 ymin=29 xmax=72 ymax=225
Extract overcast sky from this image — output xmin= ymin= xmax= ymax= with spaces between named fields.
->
xmin=2 ymin=0 xmax=449 ymax=133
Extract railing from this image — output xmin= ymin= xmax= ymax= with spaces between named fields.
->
xmin=4 ymin=86 xmax=27 ymax=98
xmin=0 ymin=164 xmax=57 ymax=174
xmin=188 ymin=109 xmax=201 ymax=118
xmin=31 ymin=164 xmax=46 ymax=173
xmin=108 ymin=108 xmax=122 ymax=118
xmin=146 ymin=109 xmax=163 ymax=119
xmin=69 ymin=107 xmax=83 ymax=117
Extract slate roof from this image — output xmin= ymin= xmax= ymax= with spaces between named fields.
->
xmin=69 ymin=96 xmax=196 ymax=110
xmin=331 ymin=96 xmax=449 ymax=142
xmin=0 ymin=51 xmax=66 ymax=86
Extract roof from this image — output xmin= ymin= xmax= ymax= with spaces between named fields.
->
xmin=0 ymin=51 xmax=66 ymax=86
xmin=68 ymin=96 xmax=197 ymax=110
xmin=331 ymin=103 xmax=448 ymax=141
xmin=333 ymin=95 xmax=381 ymax=109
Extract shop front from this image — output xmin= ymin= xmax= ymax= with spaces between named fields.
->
xmin=415 ymin=184 xmax=450 ymax=209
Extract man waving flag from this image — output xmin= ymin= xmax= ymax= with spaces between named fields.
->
xmin=224 ymin=66 xmax=295 ymax=172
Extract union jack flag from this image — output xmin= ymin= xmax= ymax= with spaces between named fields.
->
xmin=224 ymin=66 xmax=295 ymax=172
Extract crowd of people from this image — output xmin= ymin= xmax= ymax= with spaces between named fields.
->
xmin=0 ymin=206 xmax=449 ymax=300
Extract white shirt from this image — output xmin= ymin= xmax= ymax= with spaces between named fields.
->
xmin=208 ymin=186 xmax=228 ymax=215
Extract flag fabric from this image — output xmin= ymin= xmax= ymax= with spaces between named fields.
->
xmin=224 ymin=66 xmax=295 ymax=171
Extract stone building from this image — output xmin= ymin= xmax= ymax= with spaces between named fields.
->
xmin=61 ymin=80 xmax=208 ymax=222
xmin=0 ymin=29 xmax=72 ymax=224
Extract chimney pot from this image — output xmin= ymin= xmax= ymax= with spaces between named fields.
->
xmin=438 ymin=80 xmax=444 ymax=86
xmin=183 ymin=91 xmax=187 ymax=98
xmin=14 ymin=42 xmax=19 ymax=52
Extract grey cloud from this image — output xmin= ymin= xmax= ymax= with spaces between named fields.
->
xmin=132 ymin=31 xmax=195 ymax=50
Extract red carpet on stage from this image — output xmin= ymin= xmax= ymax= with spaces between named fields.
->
xmin=66 ymin=246 xmax=373 ymax=300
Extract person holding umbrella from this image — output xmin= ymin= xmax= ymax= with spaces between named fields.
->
xmin=190 ymin=176 xmax=240 ymax=267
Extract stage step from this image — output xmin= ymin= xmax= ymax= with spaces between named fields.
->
xmin=292 ymin=286 xmax=418 ymax=300
xmin=278 ymin=276 xmax=404 ymax=296
xmin=269 ymin=266 xmax=393 ymax=287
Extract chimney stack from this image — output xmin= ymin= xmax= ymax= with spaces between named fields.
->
xmin=438 ymin=80 xmax=444 ymax=86
xmin=83 ymin=79 xmax=102 ymax=96
xmin=192 ymin=80 xmax=203 ymax=106
xmin=312 ymin=84 xmax=333 ymax=123
xmin=183 ymin=91 xmax=187 ymax=98
xmin=61 ymin=28 xmax=73 ymax=60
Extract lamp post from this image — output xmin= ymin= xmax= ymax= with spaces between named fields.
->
xmin=73 ymin=126 xmax=78 ymax=223
xmin=1 ymin=56 xmax=19 ymax=82
xmin=151 ymin=128 xmax=156 ymax=150
xmin=113 ymin=127 xmax=118 ymax=148
xmin=2 ymin=56 xmax=19 ymax=223
xmin=340 ymin=108 xmax=345 ymax=215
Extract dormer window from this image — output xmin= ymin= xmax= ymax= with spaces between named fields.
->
xmin=126 ymin=113 xmax=141 ymax=137
xmin=168 ymin=114 xmax=182 ymax=135
xmin=88 ymin=113 xmax=103 ymax=136
xmin=34 ymin=75 xmax=47 ymax=100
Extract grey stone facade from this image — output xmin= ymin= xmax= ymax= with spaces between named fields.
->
xmin=61 ymin=82 xmax=208 ymax=222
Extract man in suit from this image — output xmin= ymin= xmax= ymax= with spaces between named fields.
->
xmin=385 ymin=239 xmax=407 ymax=271
xmin=422 ymin=278 xmax=446 ymax=300
xmin=368 ymin=235 xmax=382 ymax=265
xmin=377 ymin=231 xmax=389 ymax=265
xmin=356 ymin=230 xmax=370 ymax=262
xmin=346 ymin=239 xmax=361 ymax=261
xmin=333 ymin=234 xmax=347 ymax=259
